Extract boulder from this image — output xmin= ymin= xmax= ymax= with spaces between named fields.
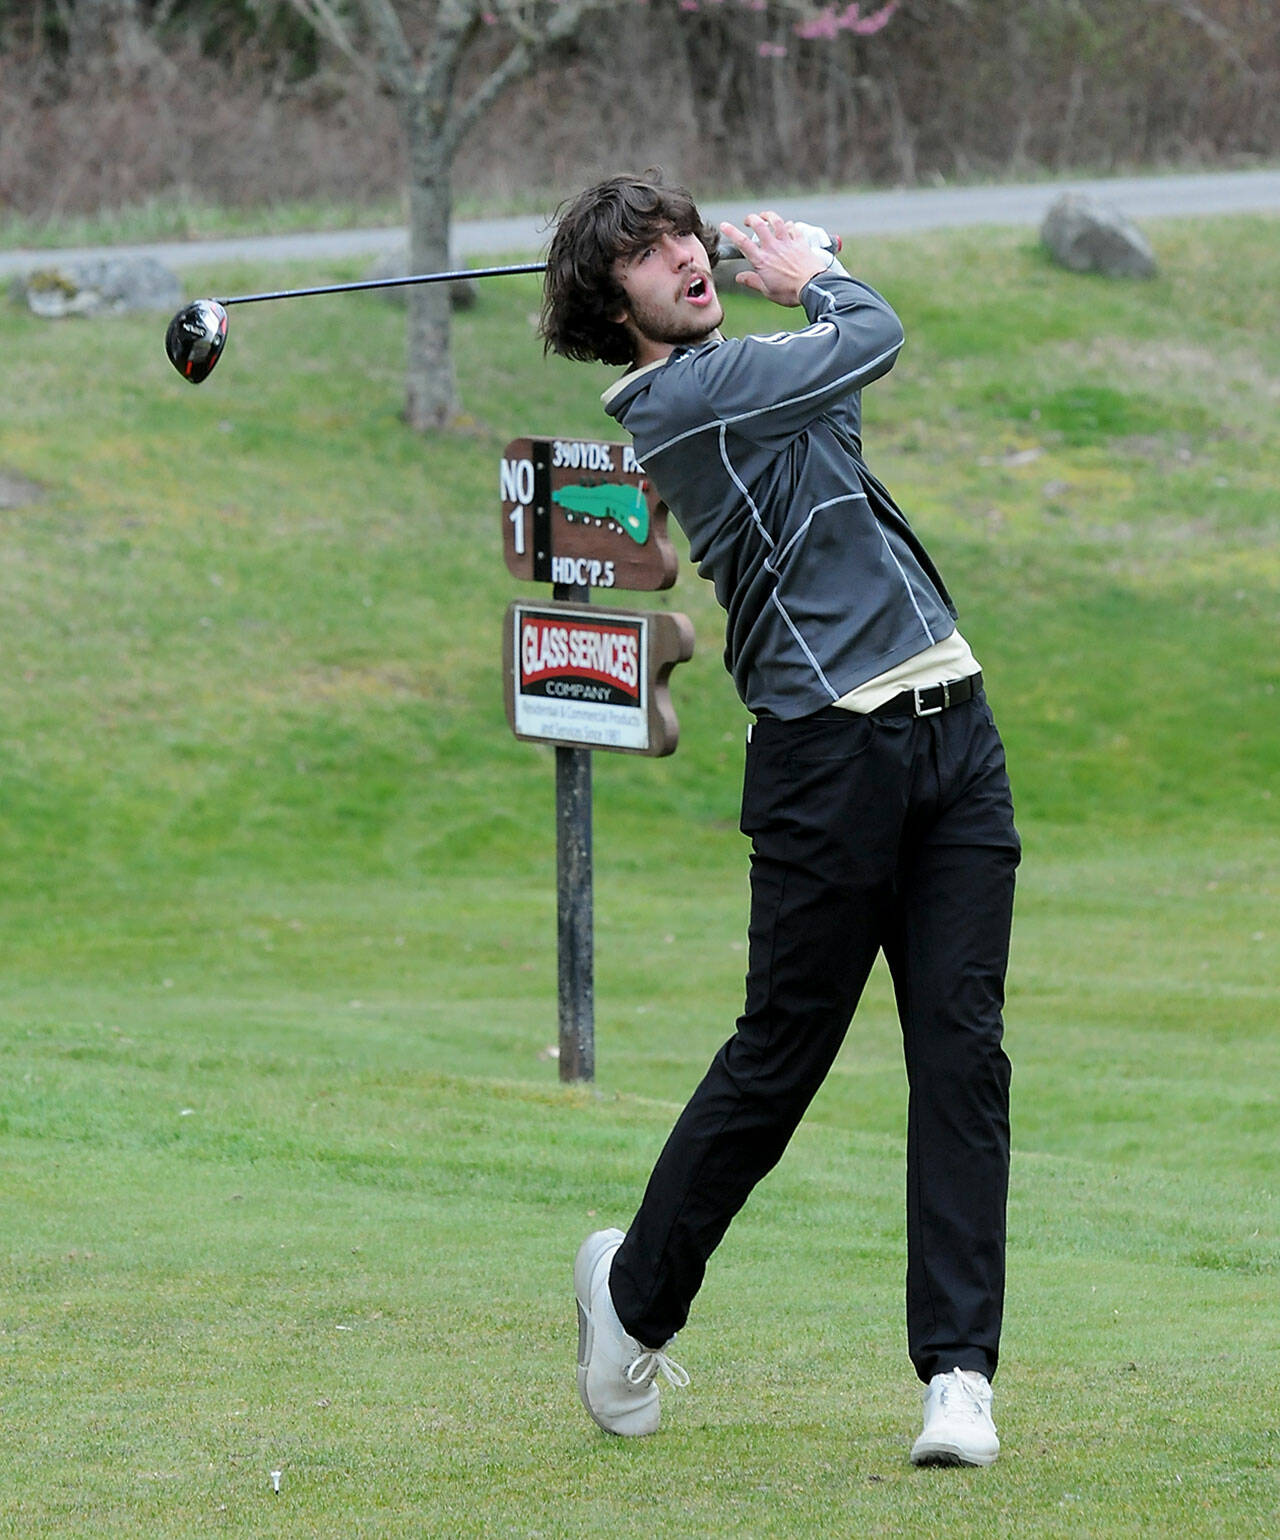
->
xmin=0 ymin=467 xmax=45 ymax=509
xmin=364 ymin=248 xmax=478 ymax=309
xmin=15 ymin=255 xmax=183 ymax=316
xmin=1041 ymin=193 xmax=1157 ymax=279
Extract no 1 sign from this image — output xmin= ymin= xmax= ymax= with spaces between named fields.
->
xmin=500 ymin=437 xmax=679 ymax=591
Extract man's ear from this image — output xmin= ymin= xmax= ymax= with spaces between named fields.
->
xmin=610 ymin=307 xmax=640 ymax=353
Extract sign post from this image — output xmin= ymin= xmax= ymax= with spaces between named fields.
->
xmin=500 ymin=437 xmax=693 ymax=1082
xmin=553 ymin=592 xmax=594 ymax=1082
xmin=556 ymin=744 xmax=593 ymax=1080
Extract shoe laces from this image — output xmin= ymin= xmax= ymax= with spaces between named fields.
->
xmin=935 ymin=1368 xmax=990 ymax=1421
xmin=625 ymin=1346 xmax=690 ymax=1391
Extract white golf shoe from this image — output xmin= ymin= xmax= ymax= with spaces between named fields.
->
xmin=574 ymin=1228 xmax=689 ymax=1436
xmin=910 ymin=1366 xmax=1000 ymax=1467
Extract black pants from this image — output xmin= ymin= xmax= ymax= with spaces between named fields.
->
xmin=610 ymin=693 xmax=1020 ymax=1384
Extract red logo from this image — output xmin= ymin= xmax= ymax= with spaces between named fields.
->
xmin=519 ymin=615 xmax=641 ymax=705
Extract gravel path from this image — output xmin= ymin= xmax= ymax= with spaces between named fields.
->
xmin=2 ymin=168 xmax=1277 ymax=279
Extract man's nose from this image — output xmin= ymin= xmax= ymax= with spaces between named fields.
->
xmin=661 ymin=233 xmax=693 ymax=267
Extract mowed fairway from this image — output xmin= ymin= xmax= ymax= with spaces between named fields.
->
xmin=1 ymin=214 xmax=1277 ymax=1537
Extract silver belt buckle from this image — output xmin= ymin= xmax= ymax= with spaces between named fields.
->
xmin=913 ymin=682 xmax=949 ymax=717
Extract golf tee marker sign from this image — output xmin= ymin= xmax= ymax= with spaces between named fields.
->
xmin=500 ymin=433 xmax=694 ymax=1082
xmin=500 ymin=437 xmax=679 ymax=591
xmin=504 ymin=602 xmax=694 ymax=757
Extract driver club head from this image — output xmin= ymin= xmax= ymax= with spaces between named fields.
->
xmin=165 ymin=299 xmax=228 ymax=384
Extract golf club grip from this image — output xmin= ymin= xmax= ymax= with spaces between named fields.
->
xmin=714 ymin=231 xmax=842 ymax=262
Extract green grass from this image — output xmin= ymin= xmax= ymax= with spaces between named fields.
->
xmin=1 ymin=215 xmax=1278 ymax=1536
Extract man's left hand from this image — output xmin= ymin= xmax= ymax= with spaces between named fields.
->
xmin=718 ymin=212 xmax=832 ymax=306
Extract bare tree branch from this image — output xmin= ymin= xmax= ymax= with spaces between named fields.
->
xmin=354 ymin=0 xmax=417 ymax=95
xmin=448 ymin=0 xmax=615 ymax=152
xmin=1144 ymin=0 xmax=1256 ymax=76
xmin=449 ymin=35 xmax=532 ymax=153
xmin=419 ymin=0 xmax=487 ymax=138
xmin=280 ymin=0 xmax=377 ymax=81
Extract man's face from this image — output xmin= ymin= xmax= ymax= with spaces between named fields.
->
xmin=611 ymin=227 xmax=723 ymax=364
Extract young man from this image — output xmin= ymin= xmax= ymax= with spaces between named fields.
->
xmin=541 ymin=174 xmax=1019 ymax=1467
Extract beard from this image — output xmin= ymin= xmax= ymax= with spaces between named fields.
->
xmin=625 ymin=286 xmax=724 ymax=350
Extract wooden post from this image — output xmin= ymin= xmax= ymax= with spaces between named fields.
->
xmin=553 ymin=581 xmax=594 ymax=1082
xmin=555 ymin=740 xmax=594 ymax=1082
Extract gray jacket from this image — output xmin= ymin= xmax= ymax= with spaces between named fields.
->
xmin=602 ymin=268 xmax=957 ymax=720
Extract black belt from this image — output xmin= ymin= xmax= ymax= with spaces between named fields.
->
xmin=757 ymin=672 xmax=984 ymax=727
xmin=873 ymin=670 xmax=983 ymax=718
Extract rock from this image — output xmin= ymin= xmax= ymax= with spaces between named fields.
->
xmin=364 ymin=248 xmax=478 ymax=309
xmin=1041 ymin=193 xmax=1157 ymax=279
xmin=14 ymin=256 xmax=183 ymax=316
xmin=0 ymin=467 xmax=45 ymax=508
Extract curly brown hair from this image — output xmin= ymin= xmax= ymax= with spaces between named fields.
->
xmin=540 ymin=172 xmax=719 ymax=367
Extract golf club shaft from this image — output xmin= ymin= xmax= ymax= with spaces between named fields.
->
xmin=212 ymin=231 xmax=840 ymax=308
xmin=216 ymin=261 xmax=547 ymax=307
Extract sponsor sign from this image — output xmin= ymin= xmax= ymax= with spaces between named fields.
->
xmin=503 ymin=601 xmax=694 ymax=756
xmin=500 ymin=437 xmax=679 ymax=591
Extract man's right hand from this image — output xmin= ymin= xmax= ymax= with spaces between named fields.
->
xmin=718 ymin=212 xmax=834 ymax=306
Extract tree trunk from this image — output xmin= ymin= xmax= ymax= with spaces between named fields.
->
xmin=1006 ymin=12 xmax=1034 ymax=174
xmin=403 ymin=96 xmax=460 ymax=431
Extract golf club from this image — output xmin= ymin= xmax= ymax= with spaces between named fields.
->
xmin=163 ymin=232 xmax=842 ymax=384
xmin=164 ymin=260 xmax=547 ymax=384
